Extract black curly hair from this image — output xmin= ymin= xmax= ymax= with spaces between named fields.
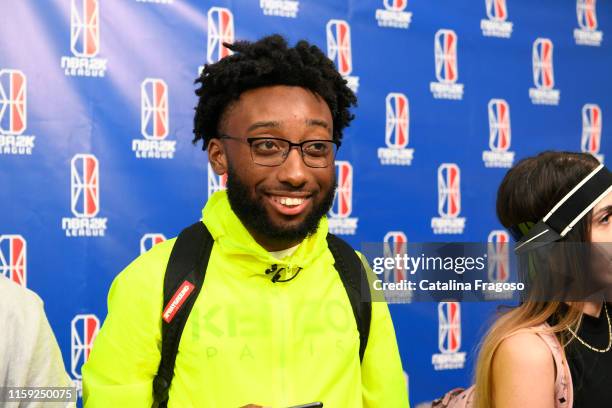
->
xmin=193 ymin=34 xmax=357 ymax=150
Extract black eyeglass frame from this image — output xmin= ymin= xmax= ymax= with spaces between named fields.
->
xmin=219 ymin=134 xmax=341 ymax=168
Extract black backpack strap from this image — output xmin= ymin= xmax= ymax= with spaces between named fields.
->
xmin=153 ymin=221 xmax=213 ymax=407
xmin=326 ymin=233 xmax=372 ymax=362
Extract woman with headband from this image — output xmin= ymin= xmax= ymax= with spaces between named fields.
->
xmin=473 ymin=151 xmax=612 ymax=408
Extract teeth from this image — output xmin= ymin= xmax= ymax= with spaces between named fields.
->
xmin=273 ymin=196 xmax=305 ymax=206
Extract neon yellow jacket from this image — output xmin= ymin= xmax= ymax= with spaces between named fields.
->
xmin=83 ymin=191 xmax=409 ymax=408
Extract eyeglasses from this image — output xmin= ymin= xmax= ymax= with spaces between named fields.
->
xmin=220 ymin=135 xmax=340 ymax=168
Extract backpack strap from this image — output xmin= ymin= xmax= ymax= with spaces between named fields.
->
xmin=326 ymin=233 xmax=372 ymax=362
xmin=153 ymin=221 xmax=213 ymax=408
xmin=535 ymin=326 xmax=574 ymax=408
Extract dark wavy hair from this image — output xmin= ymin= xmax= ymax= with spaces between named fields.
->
xmin=192 ymin=34 xmax=357 ymax=150
xmin=496 ymin=150 xmax=600 ymax=300
xmin=497 ymin=151 xmax=599 ymax=237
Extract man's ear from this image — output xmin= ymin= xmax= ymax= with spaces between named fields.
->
xmin=207 ymin=138 xmax=228 ymax=175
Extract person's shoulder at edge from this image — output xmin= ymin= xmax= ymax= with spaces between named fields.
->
xmin=0 ymin=276 xmax=74 ymax=400
xmin=0 ymin=275 xmax=44 ymax=318
xmin=491 ymin=330 xmax=556 ymax=408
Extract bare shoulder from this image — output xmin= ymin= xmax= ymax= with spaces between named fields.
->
xmin=491 ymin=331 xmax=556 ymax=408
xmin=494 ymin=331 xmax=554 ymax=369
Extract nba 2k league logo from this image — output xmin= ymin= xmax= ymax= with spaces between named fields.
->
xmin=486 ymin=230 xmax=513 ymax=300
xmin=60 ymin=0 xmax=107 ymax=77
xmin=71 ymin=314 xmax=100 ymax=397
xmin=0 ymin=69 xmax=36 ymax=155
xmin=529 ymin=38 xmax=560 ymax=105
xmin=132 ymin=79 xmax=176 ymax=159
xmin=383 ymin=231 xmax=412 ymax=303
xmin=482 ymin=99 xmax=514 ymax=168
xmin=328 ymin=161 xmax=358 ymax=235
xmin=327 ymin=20 xmax=359 ymax=94
xmin=0 ymin=235 xmax=27 ymax=287
xmin=432 ymin=302 xmax=466 ymax=370
xmin=200 ymin=7 xmax=234 ymax=75
xmin=208 ymin=7 xmax=234 ymax=64
xmin=431 ymin=164 xmax=466 ymax=234
xmin=581 ymin=104 xmax=604 ymax=163
xmin=140 ymin=233 xmax=166 ymax=254
xmin=430 ymin=30 xmax=464 ymax=100
xmin=260 ymin=0 xmax=299 ymax=18
xmin=378 ymin=93 xmax=413 ymax=166
xmin=480 ymin=0 xmax=513 ymax=38
xmin=574 ymin=0 xmax=603 ymax=46
xmin=62 ymin=154 xmax=108 ymax=237
xmin=375 ymin=0 xmax=412 ymax=29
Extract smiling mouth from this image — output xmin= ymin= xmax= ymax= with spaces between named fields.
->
xmin=273 ymin=196 xmax=306 ymax=206
xmin=266 ymin=194 xmax=312 ymax=216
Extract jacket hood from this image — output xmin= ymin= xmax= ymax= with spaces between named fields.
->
xmin=202 ymin=191 xmax=330 ymax=276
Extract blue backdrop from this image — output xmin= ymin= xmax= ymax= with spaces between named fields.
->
xmin=1 ymin=0 xmax=610 ymax=405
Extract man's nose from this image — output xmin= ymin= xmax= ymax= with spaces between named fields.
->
xmin=277 ymin=147 xmax=308 ymax=187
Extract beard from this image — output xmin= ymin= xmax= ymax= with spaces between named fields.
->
xmin=225 ymin=164 xmax=336 ymax=243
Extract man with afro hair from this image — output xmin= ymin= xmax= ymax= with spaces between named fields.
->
xmin=83 ymin=35 xmax=409 ymax=408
